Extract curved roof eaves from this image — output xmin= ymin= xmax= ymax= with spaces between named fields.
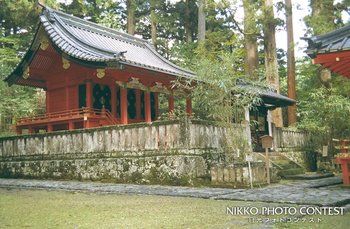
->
xmin=43 ymin=7 xmax=195 ymax=78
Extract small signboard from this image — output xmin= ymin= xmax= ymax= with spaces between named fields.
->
xmin=245 ymin=154 xmax=254 ymax=162
xmin=260 ymin=135 xmax=273 ymax=149
xmin=322 ymin=145 xmax=328 ymax=157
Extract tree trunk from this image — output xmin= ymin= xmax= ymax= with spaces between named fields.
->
xmin=185 ymin=0 xmax=192 ymax=42
xmin=150 ymin=0 xmax=157 ymax=48
xmin=310 ymin=0 xmax=335 ymax=88
xmin=127 ymin=0 xmax=136 ymax=35
xmin=198 ymin=0 xmax=205 ymax=42
xmin=243 ymin=0 xmax=259 ymax=80
xmin=263 ymin=0 xmax=283 ymax=128
xmin=285 ymin=0 xmax=297 ymax=126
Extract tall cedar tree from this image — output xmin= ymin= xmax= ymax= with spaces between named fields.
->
xmin=263 ymin=0 xmax=283 ymax=127
xmin=310 ymin=0 xmax=335 ymax=87
xmin=243 ymin=0 xmax=259 ymax=80
xmin=197 ymin=0 xmax=206 ymax=42
xmin=285 ymin=0 xmax=297 ymax=126
xmin=127 ymin=0 xmax=136 ymax=35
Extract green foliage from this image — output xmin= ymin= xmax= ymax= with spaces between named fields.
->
xmin=173 ymin=51 xmax=262 ymax=124
xmin=0 ymin=0 xmax=48 ymax=134
xmin=298 ymin=87 xmax=350 ymax=140
xmin=297 ymin=60 xmax=350 ymax=151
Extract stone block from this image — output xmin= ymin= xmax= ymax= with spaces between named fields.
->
xmin=217 ymin=165 xmax=224 ymax=183
xmin=223 ymin=167 xmax=230 ymax=182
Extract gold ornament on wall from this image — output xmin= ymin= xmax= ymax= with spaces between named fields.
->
xmin=96 ymin=69 xmax=105 ymax=79
xmin=40 ymin=38 xmax=49 ymax=50
xmin=62 ymin=57 xmax=70 ymax=69
xmin=22 ymin=67 xmax=30 ymax=79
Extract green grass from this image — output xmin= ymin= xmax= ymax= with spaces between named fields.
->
xmin=0 ymin=188 xmax=349 ymax=229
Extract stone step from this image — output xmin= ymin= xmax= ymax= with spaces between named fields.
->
xmin=273 ymin=160 xmax=301 ymax=169
xmin=284 ymin=172 xmax=334 ymax=180
xmin=278 ymin=168 xmax=305 ymax=177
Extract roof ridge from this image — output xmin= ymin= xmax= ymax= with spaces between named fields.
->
xmin=314 ymin=24 xmax=350 ymax=44
xmin=45 ymin=11 xmax=116 ymax=60
xmin=48 ymin=7 xmax=150 ymax=48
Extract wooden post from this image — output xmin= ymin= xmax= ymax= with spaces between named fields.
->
xmin=145 ymin=91 xmax=152 ymax=123
xmin=47 ymin=124 xmax=53 ymax=133
xmin=244 ymin=107 xmax=252 ymax=147
xmin=265 ymin=148 xmax=270 ymax=184
xmin=120 ymin=87 xmax=128 ymax=124
xmin=86 ymin=80 xmax=93 ymax=109
xmin=168 ymin=96 xmax=174 ymax=113
xmin=136 ymin=89 xmax=141 ymax=121
xmin=337 ymin=158 xmax=350 ymax=186
xmin=68 ymin=121 xmax=74 ymax=130
xmin=267 ymin=110 xmax=272 ymax=136
xmin=16 ymin=127 xmax=22 ymax=135
xmin=186 ymin=98 xmax=192 ymax=117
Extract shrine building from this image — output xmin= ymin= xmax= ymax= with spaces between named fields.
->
xmin=306 ymin=23 xmax=350 ymax=79
xmin=5 ymin=7 xmax=195 ymax=134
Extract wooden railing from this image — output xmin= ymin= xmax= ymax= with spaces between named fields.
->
xmin=16 ymin=107 xmax=119 ymax=126
xmin=273 ymin=127 xmax=310 ymax=150
xmin=103 ymin=109 xmax=119 ymax=125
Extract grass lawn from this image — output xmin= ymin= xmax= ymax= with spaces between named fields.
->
xmin=0 ymin=188 xmax=348 ymax=229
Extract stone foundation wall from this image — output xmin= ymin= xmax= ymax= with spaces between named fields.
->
xmin=0 ymin=120 xmax=247 ymax=185
xmin=210 ymin=162 xmax=279 ymax=187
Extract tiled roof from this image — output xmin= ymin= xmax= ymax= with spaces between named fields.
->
xmin=236 ymin=80 xmax=295 ymax=107
xmin=5 ymin=7 xmax=195 ymax=85
xmin=306 ymin=24 xmax=350 ymax=58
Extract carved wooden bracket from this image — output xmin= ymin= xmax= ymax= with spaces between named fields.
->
xmin=126 ymin=77 xmax=148 ymax=91
xmin=150 ymin=82 xmax=170 ymax=94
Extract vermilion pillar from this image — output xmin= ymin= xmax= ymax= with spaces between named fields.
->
xmin=16 ymin=127 xmax=22 ymax=135
xmin=86 ymin=80 xmax=93 ymax=109
xmin=69 ymin=121 xmax=74 ymax=130
xmin=120 ymin=87 xmax=128 ymax=124
xmin=145 ymin=91 xmax=152 ymax=123
xmin=168 ymin=96 xmax=175 ymax=113
xmin=186 ymin=98 xmax=192 ymax=117
xmin=47 ymin=124 xmax=53 ymax=132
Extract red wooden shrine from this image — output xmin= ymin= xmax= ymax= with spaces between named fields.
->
xmin=5 ymin=7 xmax=195 ymax=134
xmin=306 ymin=24 xmax=350 ymax=79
